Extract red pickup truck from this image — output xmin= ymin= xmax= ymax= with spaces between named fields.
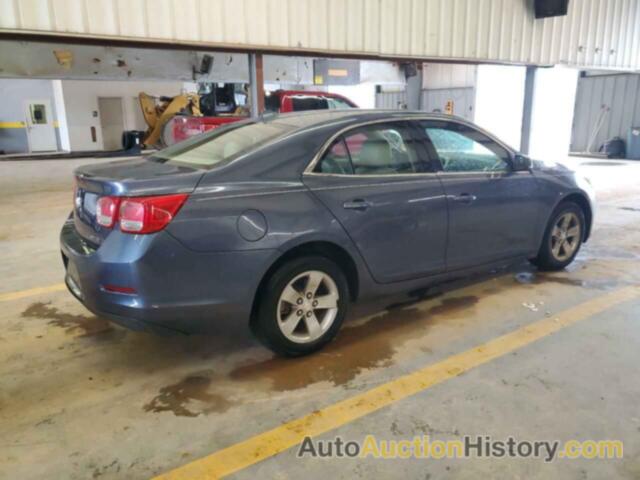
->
xmin=165 ymin=89 xmax=357 ymax=145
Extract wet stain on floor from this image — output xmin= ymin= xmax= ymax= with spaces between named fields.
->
xmin=513 ymin=271 xmax=620 ymax=289
xmin=583 ymin=161 xmax=627 ymax=167
xmin=144 ymin=374 xmax=231 ymax=417
xmin=21 ymin=302 xmax=121 ymax=339
xmin=229 ymin=295 xmax=478 ymax=391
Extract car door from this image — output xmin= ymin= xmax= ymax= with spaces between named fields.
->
xmin=418 ymin=120 xmax=542 ymax=271
xmin=303 ymin=121 xmax=448 ymax=284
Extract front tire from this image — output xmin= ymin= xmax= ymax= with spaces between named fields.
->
xmin=532 ymin=202 xmax=585 ymax=271
xmin=252 ymin=256 xmax=349 ymax=357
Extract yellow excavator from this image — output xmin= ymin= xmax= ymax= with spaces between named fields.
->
xmin=135 ymin=84 xmax=248 ymax=148
xmin=138 ymin=92 xmax=203 ymax=148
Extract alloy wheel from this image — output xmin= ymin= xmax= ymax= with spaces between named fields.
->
xmin=550 ymin=212 xmax=581 ymax=262
xmin=276 ymin=270 xmax=339 ymax=344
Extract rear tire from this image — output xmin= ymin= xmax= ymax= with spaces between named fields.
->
xmin=532 ymin=201 xmax=585 ymax=271
xmin=252 ymin=255 xmax=349 ymax=357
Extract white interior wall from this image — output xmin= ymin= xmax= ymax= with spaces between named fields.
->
xmin=328 ymin=85 xmax=376 ymax=109
xmin=474 ymin=65 xmax=527 ymax=150
xmin=528 ymin=67 xmax=579 ymax=161
xmin=61 ymin=80 xmax=197 ymax=151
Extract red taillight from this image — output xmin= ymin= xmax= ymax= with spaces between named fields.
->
xmin=96 ymin=196 xmax=120 ymax=228
xmin=119 ymin=194 xmax=189 ymax=234
xmin=96 ymin=193 xmax=188 ymax=234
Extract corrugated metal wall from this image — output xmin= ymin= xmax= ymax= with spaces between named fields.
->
xmin=1 ymin=0 xmax=640 ymax=70
xmin=422 ymin=87 xmax=475 ymax=120
xmin=375 ymin=90 xmax=407 ymax=109
xmin=571 ymin=73 xmax=640 ymax=152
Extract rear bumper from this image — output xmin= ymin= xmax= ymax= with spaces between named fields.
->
xmin=60 ymin=219 xmax=277 ymax=334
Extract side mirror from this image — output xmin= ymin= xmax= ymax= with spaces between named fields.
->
xmin=512 ymin=153 xmax=532 ymax=171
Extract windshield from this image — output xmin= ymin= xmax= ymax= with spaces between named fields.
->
xmin=150 ymin=120 xmax=297 ymax=169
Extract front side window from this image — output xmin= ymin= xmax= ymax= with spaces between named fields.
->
xmin=315 ymin=123 xmax=425 ymax=175
xmin=422 ymin=122 xmax=511 ymax=173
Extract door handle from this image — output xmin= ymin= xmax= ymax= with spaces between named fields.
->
xmin=451 ymin=193 xmax=477 ymax=204
xmin=343 ymin=199 xmax=372 ymax=211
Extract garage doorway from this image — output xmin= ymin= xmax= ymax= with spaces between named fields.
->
xmin=25 ymin=99 xmax=57 ymax=152
xmin=98 ymin=97 xmax=125 ymax=151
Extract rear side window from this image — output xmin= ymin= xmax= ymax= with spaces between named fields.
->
xmin=318 ymin=139 xmax=354 ymax=174
xmin=315 ymin=123 xmax=426 ymax=175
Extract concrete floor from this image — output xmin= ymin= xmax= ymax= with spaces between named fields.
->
xmin=1 ymin=156 xmax=640 ymax=479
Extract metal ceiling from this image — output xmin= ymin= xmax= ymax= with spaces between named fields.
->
xmin=1 ymin=0 xmax=639 ymax=70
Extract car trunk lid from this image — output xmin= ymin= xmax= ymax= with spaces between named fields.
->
xmin=73 ymin=158 xmax=204 ymax=245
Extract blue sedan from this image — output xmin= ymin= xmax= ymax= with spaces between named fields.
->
xmin=61 ymin=110 xmax=595 ymax=356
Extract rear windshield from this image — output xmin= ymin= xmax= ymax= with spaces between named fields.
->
xmin=150 ymin=120 xmax=296 ymax=169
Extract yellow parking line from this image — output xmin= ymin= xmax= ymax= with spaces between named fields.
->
xmin=0 ymin=121 xmax=25 ymax=129
xmin=0 ymin=283 xmax=66 ymax=302
xmin=154 ymin=286 xmax=640 ymax=480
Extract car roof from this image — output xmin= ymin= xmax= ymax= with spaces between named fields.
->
xmin=263 ymin=109 xmax=470 ymax=131
xmin=259 ymin=109 xmax=516 ymax=155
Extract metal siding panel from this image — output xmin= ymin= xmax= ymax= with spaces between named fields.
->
xmin=612 ymin=0 xmax=626 ymax=69
xmin=0 ymin=0 xmax=20 ymax=29
xmin=423 ymin=0 xmax=440 ymax=57
xmin=621 ymin=75 xmax=639 ymax=132
xmin=631 ymin=1 xmax=640 ymax=70
xmin=144 ymin=0 xmax=172 ymax=40
xmin=363 ymin=0 xmax=380 ymax=53
xmin=286 ymin=0 xmax=308 ymax=48
xmin=50 ymin=0 xmax=86 ymax=33
xmin=409 ymin=0 xmax=424 ymax=56
xmin=307 ymin=0 xmax=328 ymax=50
xmin=610 ymin=75 xmax=628 ymax=139
xmin=450 ymin=0 xmax=465 ymax=58
xmin=623 ymin=0 xmax=636 ymax=69
xmin=439 ymin=0 xmax=453 ymax=58
xmin=345 ymin=0 xmax=364 ymax=52
xmin=222 ymin=0 xmax=245 ymax=44
xmin=17 ymin=0 xmax=53 ymax=30
xmin=198 ymin=0 xmax=224 ymax=43
xmin=599 ymin=76 xmax=616 ymax=148
xmin=328 ymin=0 xmax=347 ymax=52
xmin=397 ymin=0 xmax=412 ymax=56
xmin=599 ymin=0 xmax=615 ymax=67
xmin=246 ymin=0 xmax=268 ymax=46
xmin=464 ymin=0 xmax=478 ymax=58
xmin=84 ymin=0 xmax=118 ymax=36
xmin=268 ymin=0 xmax=288 ymax=46
xmin=633 ymin=77 xmax=640 ymax=132
xmin=117 ymin=0 xmax=146 ymax=38
xmin=379 ymin=0 xmax=395 ymax=55
xmin=2 ymin=0 xmax=640 ymax=70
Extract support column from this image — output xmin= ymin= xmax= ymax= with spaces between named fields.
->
xmin=248 ymin=53 xmax=265 ymax=118
xmin=405 ymin=63 xmax=423 ymax=111
xmin=520 ymin=66 xmax=536 ymax=154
